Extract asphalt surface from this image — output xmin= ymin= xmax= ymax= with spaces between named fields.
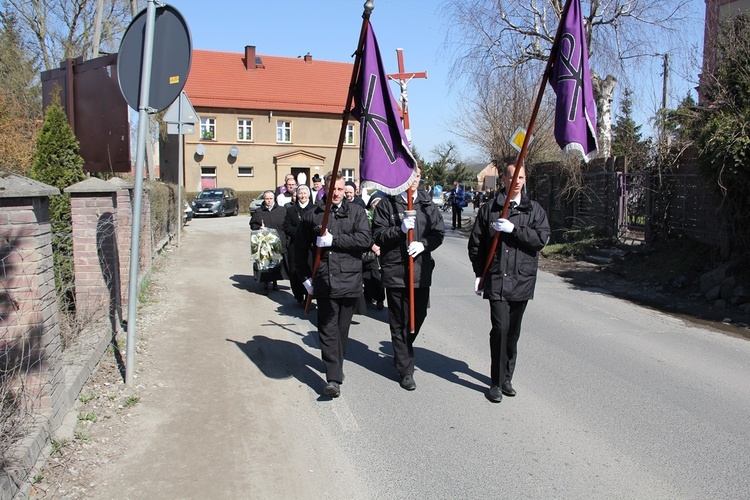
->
xmin=85 ymin=212 xmax=750 ymax=499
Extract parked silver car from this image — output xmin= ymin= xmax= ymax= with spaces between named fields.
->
xmin=192 ymin=188 xmax=239 ymax=217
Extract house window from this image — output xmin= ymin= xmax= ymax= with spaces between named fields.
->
xmin=238 ymin=119 xmax=253 ymax=141
xmin=345 ymin=123 xmax=355 ymax=145
xmin=276 ymin=120 xmax=292 ymax=143
xmin=342 ymin=168 xmax=354 ymax=182
xmin=200 ymin=118 xmax=216 ymax=140
xmin=237 ymin=166 xmax=254 ymax=177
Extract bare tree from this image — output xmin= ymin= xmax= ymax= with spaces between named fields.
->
xmin=442 ymin=0 xmax=694 ymax=158
xmin=6 ymin=0 xmax=133 ymax=70
xmin=451 ymin=65 xmax=558 ymax=164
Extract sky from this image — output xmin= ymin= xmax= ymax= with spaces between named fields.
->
xmin=170 ymin=0 xmax=481 ymax=161
xmin=169 ymin=0 xmax=706 ymax=162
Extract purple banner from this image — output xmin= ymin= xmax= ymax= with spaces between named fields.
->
xmin=549 ymin=0 xmax=598 ymax=161
xmin=352 ymin=23 xmax=417 ymax=195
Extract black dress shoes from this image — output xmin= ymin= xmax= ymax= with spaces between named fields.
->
xmin=501 ymin=381 xmax=516 ymax=397
xmin=486 ymin=385 xmax=503 ymax=403
xmin=324 ymin=381 xmax=340 ymax=397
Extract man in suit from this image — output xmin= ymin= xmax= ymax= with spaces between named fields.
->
xmin=295 ymin=172 xmax=372 ymax=397
xmin=468 ymin=163 xmax=550 ymax=403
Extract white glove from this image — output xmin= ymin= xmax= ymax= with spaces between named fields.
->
xmin=303 ymin=278 xmax=314 ymax=295
xmin=316 ymin=230 xmax=333 ymax=247
xmin=491 ymin=218 xmax=514 ymax=233
xmin=407 ymin=241 xmax=425 ymax=258
xmin=400 ymin=216 xmax=416 ymax=233
xmin=474 ymin=277 xmax=483 ymax=295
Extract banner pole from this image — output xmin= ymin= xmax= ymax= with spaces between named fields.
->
xmin=305 ymin=1 xmax=374 ymax=314
xmin=478 ymin=0 xmax=574 ymax=290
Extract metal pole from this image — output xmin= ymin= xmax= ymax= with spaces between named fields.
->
xmin=91 ymin=0 xmax=104 ymax=59
xmin=125 ymin=0 xmax=157 ymax=387
xmin=177 ymin=92 xmax=183 ymax=247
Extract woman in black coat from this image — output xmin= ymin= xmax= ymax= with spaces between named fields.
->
xmin=283 ymin=185 xmax=315 ymax=303
xmin=250 ymin=190 xmax=287 ymax=294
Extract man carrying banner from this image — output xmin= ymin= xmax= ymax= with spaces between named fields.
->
xmin=295 ymin=172 xmax=372 ymax=398
xmin=372 ymin=166 xmax=444 ymax=390
xmin=468 ymin=163 xmax=550 ymax=403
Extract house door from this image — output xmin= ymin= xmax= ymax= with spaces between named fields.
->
xmin=201 ymin=166 xmax=217 ymax=190
xmin=292 ymin=167 xmax=310 ymax=187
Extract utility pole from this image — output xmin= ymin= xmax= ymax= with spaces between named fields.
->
xmin=662 ymin=53 xmax=670 ymax=147
xmin=387 ymin=48 xmax=427 ymax=144
xmin=91 ymin=0 xmax=104 ymax=59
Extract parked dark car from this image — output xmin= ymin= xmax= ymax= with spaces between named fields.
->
xmin=192 ymin=188 xmax=239 ymax=217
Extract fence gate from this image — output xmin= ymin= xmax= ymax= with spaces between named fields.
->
xmin=618 ymin=172 xmax=648 ymax=243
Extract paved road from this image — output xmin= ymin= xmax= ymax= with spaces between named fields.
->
xmin=90 ymin=214 xmax=750 ymax=499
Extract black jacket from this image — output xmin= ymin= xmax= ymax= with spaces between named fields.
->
xmin=294 ymin=200 xmax=372 ymax=298
xmin=372 ymin=191 xmax=445 ymax=288
xmin=468 ymin=190 xmax=550 ymax=301
xmin=250 ymin=203 xmax=288 ymax=250
xmin=283 ymin=201 xmax=315 ymax=274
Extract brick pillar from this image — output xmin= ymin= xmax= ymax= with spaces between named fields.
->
xmin=65 ymin=178 xmax=120 ymax=322
xmin=0 ymin=173 xmax=63 ymax=412
xmin=140 ymin=185 xmax=153 ymax=279
xmin=108 ymin=178 xmax=133 ymax=309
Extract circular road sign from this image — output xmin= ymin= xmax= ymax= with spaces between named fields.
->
xmin=118 ymin=5 xmax=192 ymax=112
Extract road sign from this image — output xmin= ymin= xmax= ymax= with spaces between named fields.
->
xmin=164 ymin=91 xmax=199 ymax=124
xmin=509 ymin=126 xmax=534 ymax=152
xmin=167 ymin=123 xmax=194 ymax=135
xmin=117 ymin=4 xmax=192 ymax=112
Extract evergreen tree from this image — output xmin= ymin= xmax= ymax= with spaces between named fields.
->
xmin=612 ymin=88 xmax=650 ymax=169
xmin=30 ymin=100 xmax=86 ymax=309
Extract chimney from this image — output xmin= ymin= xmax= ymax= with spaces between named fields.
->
xmin=304 ymin=52 xmax=313 ymax=63
xmin=245 ymin=45 xmax=256 ymax=70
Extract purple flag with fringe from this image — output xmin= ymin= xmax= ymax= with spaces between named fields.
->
xmin=549 ymin=0 xmax=598 ymax=161
xmin=352 ymin=23 xmax=417 ymax=195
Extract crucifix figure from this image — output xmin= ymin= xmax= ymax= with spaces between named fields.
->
xmin=387 ymin=48 xmax=427 ymax=144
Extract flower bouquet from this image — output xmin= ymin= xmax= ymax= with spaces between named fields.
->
xmin=250 ymin=228 xmax=283 ymax=271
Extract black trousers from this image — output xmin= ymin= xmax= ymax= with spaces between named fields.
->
xmin=317 ymin=297 xmax=357 ymax=383
xmin=488 ymin=299 xmax=528 ymax=386
xmin=452 ymin=204 xmax=462 ymax=228
xmin=386 ymin=287 xmax=430 ymax=377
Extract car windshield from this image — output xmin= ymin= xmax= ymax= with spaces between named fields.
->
xmin=198 ymin=190 xmax=223 ymax=199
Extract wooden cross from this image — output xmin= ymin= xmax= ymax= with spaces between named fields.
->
xmin=387 ymin=48 xmax=427 ymax=144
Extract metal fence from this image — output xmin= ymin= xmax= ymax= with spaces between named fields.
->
xmin=528 ymin=171 xmax=720 ymax=246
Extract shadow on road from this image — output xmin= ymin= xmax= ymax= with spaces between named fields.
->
xmin=227 ymin=336 xmax=324 ymax=393
xmin=229 ymin=274 xmax=256 ymax=292
xmin=370 ymin=341 xmax=489 ymax=394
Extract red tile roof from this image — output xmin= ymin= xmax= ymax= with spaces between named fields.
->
xmin=184 ymin=49 xmax=353 ymax=115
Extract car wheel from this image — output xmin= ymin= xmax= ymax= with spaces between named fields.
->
xmin=219 ymin=206 xmax=226 ymax=217
xmin=233 ymin=205 xmax=239 ymax=216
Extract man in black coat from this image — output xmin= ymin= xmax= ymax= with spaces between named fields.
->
xmin=372 ymin=168 xmax=445 ymax=390
xmin=295 ymin=172 xmax=372 ymax=397
xmin=468 ymin=163 xmax=550 ymax=403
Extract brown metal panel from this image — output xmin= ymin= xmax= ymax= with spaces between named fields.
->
xmin=41 ymin=54 xmax=132 ymax=173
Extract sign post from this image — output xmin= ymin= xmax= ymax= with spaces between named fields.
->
xmin=117 ymin=1 xmax=191 ymax=386
xmin=164 ymin=91 xmax=199 ymax=247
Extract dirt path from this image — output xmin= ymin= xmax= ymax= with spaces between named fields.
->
xmin=29 ymin=217 xmax=364 ymax=499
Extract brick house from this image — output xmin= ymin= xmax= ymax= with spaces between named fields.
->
xmin=160 ymin=45 xmax=359 ymax=193
xmin=702 ymin=0 xmax=750 ymax=80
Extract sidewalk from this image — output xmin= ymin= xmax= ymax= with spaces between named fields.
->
xmin=30 ymin=217 xmax=365 ymax=499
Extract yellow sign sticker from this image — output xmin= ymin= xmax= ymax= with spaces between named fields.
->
xmin=509 ymin=126 xmax=533 ymax=152
xmin=169 ymin=76 xmax=180 ymax=85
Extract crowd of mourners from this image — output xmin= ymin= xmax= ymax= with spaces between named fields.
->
xmin=248 ymin=164 xmax=550 ymax=404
